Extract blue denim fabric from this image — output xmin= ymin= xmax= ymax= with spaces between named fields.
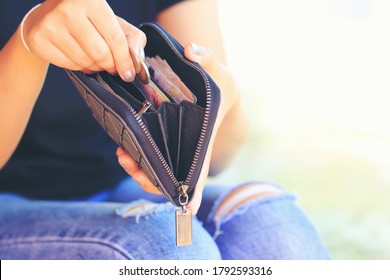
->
xmin=0 ymin=179 xmax=329 ymax=259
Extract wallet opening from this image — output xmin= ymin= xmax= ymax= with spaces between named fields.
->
xmin=141 ymin=25 xmax=208 ymax=108
xmin=66 ymin=22 xmax=221 ymax=207
xmin=89 ymin=64 xmax=206 ymax=182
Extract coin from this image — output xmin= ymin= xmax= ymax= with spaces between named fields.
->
xmin=129 ymin=47 xmax=150 ymax=84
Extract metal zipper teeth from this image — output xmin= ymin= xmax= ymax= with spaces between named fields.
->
xmin=149 ymin=24 xmax=212 ymax=187
xmin=87 ymin=74 xmax=177 ymax=204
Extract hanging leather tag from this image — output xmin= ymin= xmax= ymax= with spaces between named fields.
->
xmin=175 ymin=208 xmax=192 ymax=246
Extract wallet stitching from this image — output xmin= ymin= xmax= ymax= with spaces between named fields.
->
xmin=86 ymin=86 xmax=176 ymax=205
xmin=67 ymin=71 xmax=176 ymax=203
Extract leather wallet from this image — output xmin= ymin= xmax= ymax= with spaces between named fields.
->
xmin=66 ymin=23 xmax=221 ymax=209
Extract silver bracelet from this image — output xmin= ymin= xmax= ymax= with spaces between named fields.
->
xmin=20 ymin=3 xmax=42 ymax=54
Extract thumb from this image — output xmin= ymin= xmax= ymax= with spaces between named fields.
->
xmin=184 ymin=43 xmax=218 ymax=73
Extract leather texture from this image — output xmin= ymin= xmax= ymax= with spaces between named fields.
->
xmin=66 ymin=23 xmax=220 ymax=206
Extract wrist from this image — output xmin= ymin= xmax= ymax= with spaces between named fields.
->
xmin=17 ymin=5 xmax=48 ymax=68
xmin=20 ymin=4 xmax=42 ymax=55
xmin=15 ymin=25 xmax=49 ymax=71
xmin=215 ymin=64 xmax=240 ymax=116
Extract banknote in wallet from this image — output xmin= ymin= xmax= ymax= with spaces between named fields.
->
xmin=96 ymin=56 xmax=195 ymax=110
xmin=145 ymin=56 xmax=197 ymax=105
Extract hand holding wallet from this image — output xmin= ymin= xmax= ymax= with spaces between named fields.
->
xmin=66 ymin=22 xmax=221 ymax=246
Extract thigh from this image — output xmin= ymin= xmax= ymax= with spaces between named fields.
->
xmin=0 ymin=194 xmax=221 ymax=260
xmin=197 ymin=181 xmax=330 ymax=260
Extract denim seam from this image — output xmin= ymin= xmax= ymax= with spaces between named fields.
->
xmin=0 ymin=237 xmax=135 ymax=260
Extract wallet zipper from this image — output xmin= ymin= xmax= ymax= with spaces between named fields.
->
xmin=91 ymin=75 xmax=176 ymax=203
xmin=146 ymin=23 xmax=213 ymax=196
xmin=137 ymin=100 xmax=152 ymax=117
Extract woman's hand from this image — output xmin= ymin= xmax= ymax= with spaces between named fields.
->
xmin=183 ymin=43 xmax=243 ymax=213
xmin=116 ymin=146 xmax=162 ymax=195
xmin=22 ymin=0 xmax=146 ymax=81
xmin=117 ymin=42 xmax=244 ymax=214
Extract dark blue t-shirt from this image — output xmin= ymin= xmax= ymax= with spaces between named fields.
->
xmin=0 ymin=0 xmax=181 ymax=199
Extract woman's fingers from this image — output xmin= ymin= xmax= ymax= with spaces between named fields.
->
xmin=132 ymin=169 xmax=162 ymax=194
xmin=116 ymin=147 xmax=161 ymax=194
xmin=22 ymin=0 xmax=146 ymax=79
xmin=87 ymin=6 xmax=136 ymax=80
xmin=68 ymin=17 xmax=116 ymax=73
xmin=47 ymin=28 xmax=102 ymax=71
xmin=184 ymin=43 xmax=218 ymax=73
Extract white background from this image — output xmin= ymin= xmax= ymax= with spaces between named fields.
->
xmin=212 ymin=0 xmax=390 ymax=259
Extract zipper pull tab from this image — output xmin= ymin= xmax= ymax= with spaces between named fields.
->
xmin=175 ymin=184 xmax=192 ymax=246
xmin=137 ymin=100 xmax=152 ymax=117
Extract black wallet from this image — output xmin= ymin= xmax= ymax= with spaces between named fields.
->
xmin=66 ymin=23 xmax=220 ymax=211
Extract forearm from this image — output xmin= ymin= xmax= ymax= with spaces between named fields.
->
xmin=209 ymin=95 xmax=250 ymax=176
xmin=0 ymin=26 xmax=49 ymax=168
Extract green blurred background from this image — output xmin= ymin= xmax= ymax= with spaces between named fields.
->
xmin=209 ymin=0 xmax=390 ymax=259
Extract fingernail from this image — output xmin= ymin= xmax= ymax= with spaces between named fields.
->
xmin=116 ymin=148 xmax=124 ymax=156
xmin=134 ymin=177 xmax=143 ymax=186
xmin=138 ymin=46 xmax=145 ymax=61
xmin=123 ymin=70 xmax=134 ymax=82
xmin=190 ymin=42 xmax=204 ymax=56
xmin=118 ymin=160 xmax=130 ymax=171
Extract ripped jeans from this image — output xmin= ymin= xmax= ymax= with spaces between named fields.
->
xmin=0 ymin=178 xmax=329 ymax=259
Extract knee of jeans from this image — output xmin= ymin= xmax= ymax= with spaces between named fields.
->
xmin=207 ymin=181 xmax=292 ymax=236
xmin=112 ymin=200 xmax=221 ymax=260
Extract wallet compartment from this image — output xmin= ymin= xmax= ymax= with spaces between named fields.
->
xmin=176 ymin=101 xmax=205 ymax=182
xmin=142 ymin=111 xmax=173 ymax=171
xmin=97 ymin=72 xmax=153 ymax=112
xmin=159 ymin=102 xmax=182 ymax=176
